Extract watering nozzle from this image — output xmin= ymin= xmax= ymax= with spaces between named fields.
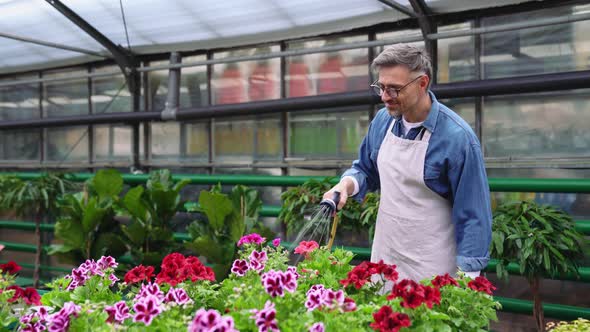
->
xmin=320 ymin=191 xmax=341 ymax=215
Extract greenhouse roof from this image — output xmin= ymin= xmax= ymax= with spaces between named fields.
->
xmin=1 ymin=0 xmax=535 ymax=75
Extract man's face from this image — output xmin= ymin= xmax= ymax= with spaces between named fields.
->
xmin=377 ymin=66 xmax=428 ymax=117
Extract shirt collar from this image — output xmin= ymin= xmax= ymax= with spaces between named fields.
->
xmin=392 ymin=90 xmax=440 ymax=133
xmin=423 ymin=90 xmax=439 ymax=133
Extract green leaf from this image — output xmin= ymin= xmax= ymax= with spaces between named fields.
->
xmin=54 ymin=218 xmax=85 ymax=249
xmin=91 ymin=233 xmax=127 ymax=259
xmin=123 ymin=186 xmax=147 ymax=221
xmin=121 ymin=220 xmax=146 ymax=246
xmin=198 ymin=190 xmax=233 ymax=232
xmin=92 ymin=169 xmax=123 ymax=199
xmin=81 ymin=197 xmax=107 ymax=233
xmin=188 ymin=236 xmax=224 ymax=263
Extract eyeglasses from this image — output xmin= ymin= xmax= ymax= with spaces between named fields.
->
xmin=370 ymin=75 xmax=425 ymax=98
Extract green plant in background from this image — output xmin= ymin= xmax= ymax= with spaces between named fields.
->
xmin=119 ymin=170 xmax=190 ymax=267
xmin=0 ymin=173 xmax=77 ymax=287
xmin=186 ymin=184 xmax=275 ymax=280
xmin=48 ymin=169 xmax=127 ymax=264
xmin=279 ymin=177 xmax=379 ymax=243
xmin=491 ymin=200 xmax=586 ymax=332
xmin=546 ymin=318 xmax=590 ymax=331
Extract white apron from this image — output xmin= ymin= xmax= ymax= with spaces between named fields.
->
xmin=371 ymin=118 xmax=456 ymax=286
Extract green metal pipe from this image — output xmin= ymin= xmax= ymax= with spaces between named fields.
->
xmin=488 ymin=178 xmax=590 ymax=193
xmin=0 ymin=241 xmax=47 ymax=253
xmin=485 ymin=260 xmax=590 ymax=282
xmin=0 ymin=260 xmax=72 ymax=273
xmin=4 ymin=217 xmax=590 ymax=236
xmin=0 ymin=221 xmax=54 ymax=232
xmin=5 ymin=172 xmax=590 ymax=193
xmin=495 ymin=296 xmax=590 ymax=320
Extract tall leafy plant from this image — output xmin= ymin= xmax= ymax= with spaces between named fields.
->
xmin=279 ymin=177 xmax=379 ymax=241
xmin=48 ymin=169 xmax=127 ymax=263
xmin=119 ymin=170 xmax=190 ymax=266
xmin=186 ymin=184 xmax=274 ymax=280
xmin=0 ymin=173 xmax=76 ymax=287
xmin=491 ymin=200 xmax=586 ymax=332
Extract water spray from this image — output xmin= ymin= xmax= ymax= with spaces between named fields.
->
xmin=320 ymin=191 xmax=341 ymax=251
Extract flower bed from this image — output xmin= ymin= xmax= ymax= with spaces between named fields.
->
xmin=1 ymin=234 xmax=500 ymax=331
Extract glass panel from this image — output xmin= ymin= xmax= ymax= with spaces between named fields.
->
xmin=0 ymin=77 xmax=40 ymax=161
xmin=181 ymin=55 xmax=208 ymax=108
xmin=214 ymin=115 xmax=282 ymax=162
xmin=437 ymin=22 xmax=476 ymax=82
xmin=93 ymin=125 xmax=132 ymax=161
xmin=289 ymin=108 xmax=368 ymax=159
xmin=212 ymin=46 xmax=280 ymax=104
xmin=186 ymin=121 xmax=209 ymax=161
xmin=286 ymin=35 xmax=369 ymax=97
xmin=91 ymin=66 xmax=133 ymax=162
xmin=482 ymin=89 xmax=590 ymax=158
xmin=482 ymin=5 xmax=590 ymax=79
xmin=151 ymin=122 xmax=181 ymax=160
xmin=439 ymin=97 xmax=476 ymax=130
xmin=43 ymin=69 xmax=89 ymax=118
xmin=92 ymin=67 xmax=131 ymax=113
xmin=46 ymin=126 xmax=89 ymax=162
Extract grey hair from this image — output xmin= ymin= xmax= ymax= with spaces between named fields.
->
xmin=372 ymin=44 xmax=433 ymax=88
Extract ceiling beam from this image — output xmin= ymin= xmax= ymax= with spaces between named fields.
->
xmin=44 ymin=0 xmax=138 ymax=85
xmin=0 ymin=32 xmax=106 ymax=58
xmin=408 ymin=0 xmax=437 ymax=82
xmin=377 ymin=0 xmax=417 ymax=18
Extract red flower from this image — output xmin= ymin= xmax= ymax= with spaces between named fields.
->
xmin=22 ymin=287 xmax=41 ymax=305
xmin=4 ymin=285 xmax=24 ymax=303
xmin=388 ymin=279 xmax=440 ymax=309
xmin=340 ymin=261 xmax=399 ymax=289
xmin=124 ymin=265 xmax=155 ymax=284
xmin=431 ymin=273 xmax=459 ymax=288
xmin=370 ymin=305 xmax=411 ymax=332
xmin=155 ymin=252 xmax=215 ymax=286
xmin=0 ymin=261 xmax=21 ymax=275
xmin=294 ymin=241 xmax=319 ymax=258
xmin=340 ymin=261 xmax=372 ymax=289
xmin=468 ymin=276 xmax=497 ymax=295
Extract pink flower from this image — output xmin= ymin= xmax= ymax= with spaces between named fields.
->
xmin=280 ymin=270 xmax=298 ymax=293
xmin=133 ymin=296 xmax=162 ymax=326
xmin=251 ymin=301 xmax=279 ymax=332
xmin=105 ymin=301 xmax=130 ymax=324
xmin=294 ymin=241 xmax=319 ymax=258
xmin=165 ymin=288 xmax=193 ymax=305
xmin=135 ymin=282 xmax=164 ymax=302
xmin=237 ymin=233 xmax=266 ymax=247
xmin=272 ymin=238 xmax=281 ymax=247
xmin=261 ymin=272 xmax=284 ymax=298
xmin=231 ymin=259 xmax=249 ymax=276
xmin=249 ymin=250 xmax=268 ymax=264
xmin=309 ymin=322 xmax=325 ymax=332
xmin=189 ymin=308 xmax=238 ymax=332
xmin=97 ymin=256 xmax=118 ymax=270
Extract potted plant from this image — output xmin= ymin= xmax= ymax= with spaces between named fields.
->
xmin=0 ymin=173 xmax=77 ymax=287
xmin=48 ymin=169 xmax=127 ymax=263
xmin=490 ymin=200 xmax=586 ymax=332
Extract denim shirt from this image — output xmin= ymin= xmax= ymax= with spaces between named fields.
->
xmin=342 ymin=91 xmax=492 ymax=272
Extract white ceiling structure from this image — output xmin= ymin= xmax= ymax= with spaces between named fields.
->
xmin=0 ymin=0 xmax=538 ymax=75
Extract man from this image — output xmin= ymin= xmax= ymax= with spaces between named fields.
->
xmin=323 ymin=44 xmax=491 ymax=282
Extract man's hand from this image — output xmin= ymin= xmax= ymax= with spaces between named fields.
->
xmin=323 ymin=177 xmax=355 ymax=211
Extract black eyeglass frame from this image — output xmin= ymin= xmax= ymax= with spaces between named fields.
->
xmin=370 ymin=74 xmax=426 ymax=98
